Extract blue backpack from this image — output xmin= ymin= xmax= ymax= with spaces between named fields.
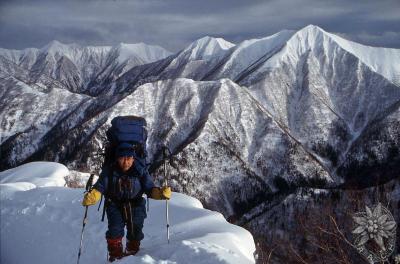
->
xmin=103 ymin=115 xmax=148 ymax=167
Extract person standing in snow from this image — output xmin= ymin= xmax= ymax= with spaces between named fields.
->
xmin=82 ymin=143 xmax=171 ymax=262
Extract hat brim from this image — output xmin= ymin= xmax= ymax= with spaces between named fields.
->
xmin=116 ymin=148 xmax=136 ymax=158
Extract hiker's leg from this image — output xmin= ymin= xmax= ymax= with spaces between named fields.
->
xmin=106 ymin=202 xmax=124 ymax=261
xmin=125 ymin=198 xmax=147 ymax=255
xmin=106 ymin=202 xmax=125 ymax=239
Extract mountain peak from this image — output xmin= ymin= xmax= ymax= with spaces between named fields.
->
xmin=292 ymin=24 xmax=329 ymax=41
xmin=281 ymin=24 xmax=339 ymax=54
xmin=300 ymin=24 xmax=325 ymax=33
xmin=190 ymin=36 xmax=235 ymax=50
xmin=184 ymin=36 xmax=235 ymax=60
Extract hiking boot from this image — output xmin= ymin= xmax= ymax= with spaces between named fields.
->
xmin=107 ymin=237 xmax=123 ymax=262
xmin=125 ymin=240 xmax=140 ymax=256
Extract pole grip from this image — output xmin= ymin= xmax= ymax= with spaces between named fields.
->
xmin=86 ymin=173 xmax=95 ymax=191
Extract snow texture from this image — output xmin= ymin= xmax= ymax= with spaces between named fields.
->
xmin=0 ymin=162 xmax=255 ymax=264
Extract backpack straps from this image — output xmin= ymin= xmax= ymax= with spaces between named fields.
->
xmin=99 ymin=165 xmax=114 ymax=222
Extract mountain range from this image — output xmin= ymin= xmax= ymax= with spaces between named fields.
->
xmin=1 ymin=25 xmax=399 ymax=260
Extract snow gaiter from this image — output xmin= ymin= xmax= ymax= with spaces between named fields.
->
xmin=107 ymin=237 xmax=123 ymax=262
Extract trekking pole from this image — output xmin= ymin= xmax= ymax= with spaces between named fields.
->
xmin=162 ymin=146 xmax=170 ymax=244
xmin=146 ymin=163 xmax=150 ymax=213
xmin=77 ymin=173 xmax=94 ymax=264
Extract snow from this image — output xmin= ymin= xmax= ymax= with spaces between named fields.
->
xmin=0 ymin=161 xmax=68 ymax=189
xmin=217 ymin=29 xmax=294 ymax=79
xmin=183 ymin=36 xmax=235 ymax=60
xmin=0 ymin=162 xmax=256 ymax=264
xmin=39 ymin=40 xmax=172 ymax=66
xmin=0 ymin=77 xmax=91 ymax=164
xmin=276 ymin=25 xmax=400 ymax=83
xmin=115 ymin=42 xmax=172 ymax=64
xmin=326 ymin=29 xmax=400 ymax=83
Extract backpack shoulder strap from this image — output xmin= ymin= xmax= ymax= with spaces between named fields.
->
xmin=133 ymin=158 xmax=146 ymax=177
xmin=102 ymin=164 xmax=115 ymax=198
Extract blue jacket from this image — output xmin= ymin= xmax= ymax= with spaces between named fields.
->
xmin=94 ymin=160 xmax=155 ymax=201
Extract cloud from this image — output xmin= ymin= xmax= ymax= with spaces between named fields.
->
xmin=0 ymin=0 xmax=399 ymax=51
xmin=337 ymin=31 xmax=400 ymax=48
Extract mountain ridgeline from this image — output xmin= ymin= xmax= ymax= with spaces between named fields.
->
xmin=1 ymin=25 xmax=399 ymax=260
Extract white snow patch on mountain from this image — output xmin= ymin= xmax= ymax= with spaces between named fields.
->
xmin=115 ymin=42 xmax=173 ymax=64
xmin=326 ymin=30 xmax=400 ymax=83
xmin=232 ymin=29 xmax=294 ymax=62
xmin=0 ymin=162 xmax=256 ymax=264
xmin=183 ymin=36 xmax=235 ymax=60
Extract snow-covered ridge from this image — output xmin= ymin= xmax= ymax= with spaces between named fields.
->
xmin=0 ymin=40 xmax=172 ymax=65
xmin=215 ymin=29 xmax=295 ymax=80
xmin=0 ymin=40 xmax=173 ymax=94
xmin=326 ymin=30 xmax=400 ymax=83
xmin=290 ymin=25 xmax=400 ymax=82
xmin=0 ymin=162 xmax=256 ymax=264
xmin=182 ymin=36 xmax=235 ymax=60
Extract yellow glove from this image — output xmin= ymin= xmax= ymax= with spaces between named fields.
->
xmin=162 ymin=186 xmax=172 ymax=200
xmin=82 ymin=188 xmax=101 ymax=206
xmin=151 ymin=186 xmax=172 ymax=200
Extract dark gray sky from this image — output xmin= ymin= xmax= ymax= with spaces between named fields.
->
xmin=0 ymin=0 xmax=399 ymax=52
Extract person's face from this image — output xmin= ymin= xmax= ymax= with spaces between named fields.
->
xmin=117 ymin=156 xmax=134 ymax=172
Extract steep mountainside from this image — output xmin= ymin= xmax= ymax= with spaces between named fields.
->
xmin=0 ymin=40 xmax=172 ymax=94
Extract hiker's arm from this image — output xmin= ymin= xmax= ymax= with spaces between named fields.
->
xmin=82 ymin=168 xmax=108 ymax=206
xmin=137 ymin=162 xmax=171 ymax=200
xmin=141 ymin=169 xmax=171 ymax=200
xmin=141 ymin=169 xmax=156 ymax=196
xmin=92 ymin=167 xmax=109 ymax=194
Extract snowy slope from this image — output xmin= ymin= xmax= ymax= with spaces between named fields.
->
xmin=181 ymin=36 xmax=235 ymax=60
xmin=146 ymin=36 xmax=236 ymax=80
xmin=241 ymin=25 xmax=400 ymax=173
xmin=208 ymin=30 xmax=295 ymax=81
xmin=114 ymin=42 xmax=173 ymax=64
xmin=242 ymin=25 xmax=400 ymax=85
xmin=0 ymin=162 xmax=256 ymax=264
xmin=326 ymin=29 xmax=400 ymax=83
xmin=0 ymin=40 xmax=172 ymax=69
xmin=0 ymin=75 xmax=91 ymax=166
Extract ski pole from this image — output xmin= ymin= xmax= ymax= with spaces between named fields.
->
xmin=162 ymin=146 xmax=170 ymax=244
xmin=77 ymin=173 xmax=94 ymax=264
xmin=146 ymin=163 xmax=150 ymax=213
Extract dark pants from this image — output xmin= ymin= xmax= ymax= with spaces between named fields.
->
xmin=106 ymin=197 xmax=147 ymax=241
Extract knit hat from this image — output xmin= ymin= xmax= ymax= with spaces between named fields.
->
xmin=115 ymin=142 xmax=136 ymax=158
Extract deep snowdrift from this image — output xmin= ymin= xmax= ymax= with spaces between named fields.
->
xmin=0 ymin=162 xmax=255 ymax=264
